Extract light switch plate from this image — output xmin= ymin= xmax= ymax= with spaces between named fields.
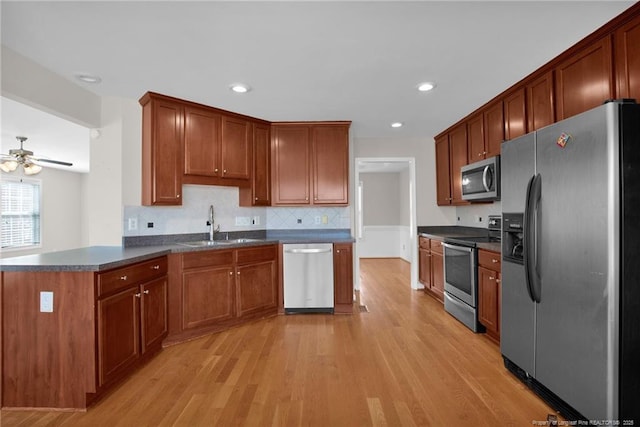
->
xmin=40 ymin=291 xmax=54 ymax=313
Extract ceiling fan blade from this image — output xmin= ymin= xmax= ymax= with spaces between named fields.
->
xmin=31 ymin=157 xmax=73 ymax=167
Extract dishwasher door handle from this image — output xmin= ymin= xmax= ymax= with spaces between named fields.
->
xmin=284 ymin=248 xmax=332 ymax=254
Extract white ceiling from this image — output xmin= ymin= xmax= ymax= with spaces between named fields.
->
xmin=0 ymin=1 xmax=634 ymax=171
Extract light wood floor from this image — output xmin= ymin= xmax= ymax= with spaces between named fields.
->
xmin=2 ymin=258 xmax=557 ymax=426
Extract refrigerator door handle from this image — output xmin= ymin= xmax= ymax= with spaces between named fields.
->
xmin=524 ymin=173 xmax=542 ymax=303
xmin=482 ymin=165 xmax=492 ymax=191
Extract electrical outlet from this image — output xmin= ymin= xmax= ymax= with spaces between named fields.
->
xmin=322 ymin=215 xmax=328 ymax=224
xmin=252 ymin=216 xmax=260 ymax=225
xmin=235 ymin=216 xmax=251 ymax=226
xmin=147 ymin=222 xmax=154 ymax=228
xmin=315 ymin=216 xmax=321 ymax=225
xmin=127 ymin=218 xmax=138 ymax=231
xmin=40 ymin=291 xmax=53 ymax=313
xmin=474 ymin=216 xmax=482 ymax=223
xmin=297 ymin=218 xmax=302 ymax=224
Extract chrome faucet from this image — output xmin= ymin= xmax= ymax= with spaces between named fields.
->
xmin=207 ymin=205 xmax=220 ymax=240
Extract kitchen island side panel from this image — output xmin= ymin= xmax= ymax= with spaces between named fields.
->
xmin=1 ymin=271 xmax=96 ymax=409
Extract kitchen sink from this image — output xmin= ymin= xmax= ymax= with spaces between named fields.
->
xmin=178 ymin=238 xmax=264 ymax=247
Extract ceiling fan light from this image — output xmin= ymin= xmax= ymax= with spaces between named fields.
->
xmin=0 ymin=160 xmax=19 ymax=173
xmin=23 ymin=163 xmax=42 ymax=176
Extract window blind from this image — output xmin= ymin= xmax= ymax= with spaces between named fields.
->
xmin=1 ymin=178 xmax=41 ymax=249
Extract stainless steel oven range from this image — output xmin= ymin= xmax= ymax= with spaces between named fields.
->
xmin=443 ymin=215 xmax=501 ymax=332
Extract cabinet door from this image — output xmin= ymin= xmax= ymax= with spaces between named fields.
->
xmin=252 ymin=123 xmax=271 ymax=205
xmin=467 ymin=114 xmax=485 ymax=162
xmin=484 ymin=101 xmax=504 ymax=158
xmin=527 ymin=71 xmax=555 ymax=131
xmin=221 ymin=116 xmax=251 ymax=179
xmin=448 ymin=124 xmax=468 ymax=205
xmin=312 ymin=125 xmax=349 ymax=205
xmin=142 ymin=98 xmax=183 ymax=205
xmin=418 ymin=247 xmax=431 ymax=289
xmin=435 ymin=135 xmax=451 ymax=205
xmin=184 ymin=106 xmax=221 ymax=177
xmin=504 ymin=88 xmax=527 ymax=141
xmin=98 ymin=286 xmax=140 ymax=387
xmin=615 ymin=15 xmax=640 ymax=101
xmin=555 ymin=36 xmax=613 ymax=121
xmin=236 ymin=260 xmax=277 ymax=317
xmin=272 ymin=126 xmax=311 ymax=205
xmin=333 ymin=243 xmax=354 ymax=313
xmin=430 ymin=251 xmax=444 ymax=302
xmin=183 ymin=266 xmax=235 ymax=330
xmin=478 ymin=266 xmax=499 ymax=335
xmin=140 ymin=276 xmax=168 ymax=354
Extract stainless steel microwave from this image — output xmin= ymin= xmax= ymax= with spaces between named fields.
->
xmin=461 ymin=156 xmax=500 ymax=201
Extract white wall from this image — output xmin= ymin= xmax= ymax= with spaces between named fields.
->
xmin=354 ymin=137 xmax=456 ymax=227
xmin=361 ymin=172 xmax=401 ymax=225
xmin=0 ymin=168 xmax=83 ymax=258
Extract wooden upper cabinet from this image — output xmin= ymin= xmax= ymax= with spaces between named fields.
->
xmin=484 ymin=101 xmax=504 ymax=158
xmin=240 ymin=122 xmax=271 ymax=206
xmin=435 ymin=134 xmax=451 ymax=206
xmin=221 ymin=116 xmax=251 ymax=180
xmin=467 ymin=101 xmax=503 ymax=161
xmin=504 ymin=88 xmax=527 ymax=141
xmin=555 ymin=36 xmax=614 ymax=121
xmin=272 ymin=122 xmax=350 ymax=206
xmin=312 ymin=125 xmax=349 ymax=205
xmin=448 ymin=123 xmax=468 ymax=205
xmin=614 ymin=14 xmax=640 ymax=101
xmin=184 ymin=106 xmax=221 ymax=177
xmin=527 ymin=71 xmax=555 ymax=131
xmin=272 ymin=125 xmax=311 ymax=205
xmin=467 ymin=113 xmax=484 ymax=162
xmin=140 ymin=95 xmax=183 ymax=206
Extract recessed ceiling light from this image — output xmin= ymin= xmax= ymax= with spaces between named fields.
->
xmin=75 ymin=74 xmax=102 ymax=84
xmin=417 ymin=82 xmax=436 ymax=92
xmin=229 ymin=83 xmax=251 ymax=93
xmin=391 ymin=122 xmax=403 ymax=128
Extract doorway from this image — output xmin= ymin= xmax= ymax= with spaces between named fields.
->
xmin=354 ymin=157 xmax=418 ymax=291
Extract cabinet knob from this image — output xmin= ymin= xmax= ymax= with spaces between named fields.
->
xmin=177 ymin=194 xmax=181 ymax=199
xmin=237 ymin=271 xmax=240 ymax=275
xmin=229 ymin=271 xmax=233 ymax=276
xmin=223 ymin=169 xmax=227 ymax=174
xmin=489 ymin=276 xmax=495 ymax=280
xmin=151 ymin=265 xmax=160 ymax=270
xmin=214 ymin=168 xmax=219 ymax=173
xmin=135 ymin=292 xmax=141 ymax=298
xmin=496 ymin=279 xmax=501 ymax=283
xmin=143 ymin=290 xmax=150 ymax=295
xmin=255 ymin=197 xmax=258 ymax=201
xmin=336 ymin=249 xmax=340 ymax=253
xmin=492 ymin=259 xmax=498 ymax=263
xmin=120 ymin=275 xmax=128 ymax=281
xmin=305 ymin=197 xmax=309 ymax=201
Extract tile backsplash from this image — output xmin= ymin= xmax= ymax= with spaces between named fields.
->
xmin=123 ymin=185 xmax=350 ymax=236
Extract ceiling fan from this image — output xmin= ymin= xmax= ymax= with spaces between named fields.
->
xmin=0 ymin=136 xmax=73 ymax=175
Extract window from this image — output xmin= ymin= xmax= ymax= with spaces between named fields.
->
xmin=1 ymin=177 xmax=41 ymax=250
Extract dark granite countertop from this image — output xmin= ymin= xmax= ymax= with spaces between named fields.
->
xmin=0 ymin=229 xmax=355 ymax=272
xmin=417 ymin=225 xmax=501 ymax=254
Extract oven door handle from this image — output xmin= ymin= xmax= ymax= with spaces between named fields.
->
xmin=442 ymin=242 xmax=473 ymax=253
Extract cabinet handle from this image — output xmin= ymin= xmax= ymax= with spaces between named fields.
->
xmin=489 ymin=276 xmax=495 ymax=280
xmin=151 ymin=265 xmax=160 ymax=270
xmin=135 ymin=292 xmax=141 ymax=298
xmin=120 ymin=275 xmax=128 ymax=281
xmin=143 ymin=290 xmax=150 ymax=295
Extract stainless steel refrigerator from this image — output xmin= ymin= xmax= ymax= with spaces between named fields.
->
xmin=500 ymin=99 xmax=640 ymax=422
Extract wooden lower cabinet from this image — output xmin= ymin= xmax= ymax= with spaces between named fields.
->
xmin=419 ymin=237 xmax=444 ymax=302
xmin=477 ymin=249 xmax=501 ymax=342
xmin=333 ymin=243 xmax=354 ymax=314
xmin=167 ymin=244 xmax=278 ymax=344
xmin=1 ymin=256 xmax=168 ymax=410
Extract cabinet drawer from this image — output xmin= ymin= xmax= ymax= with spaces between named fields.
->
xmin=182 ymin=249 xmax=234 ymax=270
xmin=419 ymin=236 xmax=430 ymax=250
xmin=430 ymin=239 xmax=444 ymax=254
xmin=478 ymin=250 xmax=501 ymax=271
xmin=236 ymin=245 xmax=277 ymax=265
xmin=97 ymin=257 xmax=167 ymax=297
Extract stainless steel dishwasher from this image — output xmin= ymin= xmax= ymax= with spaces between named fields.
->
xmin=283 ymin=243 xmax=334 ymax=313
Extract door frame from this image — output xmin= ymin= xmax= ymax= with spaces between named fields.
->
xmin=353 ymin=157 xmax=419 ymax=291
